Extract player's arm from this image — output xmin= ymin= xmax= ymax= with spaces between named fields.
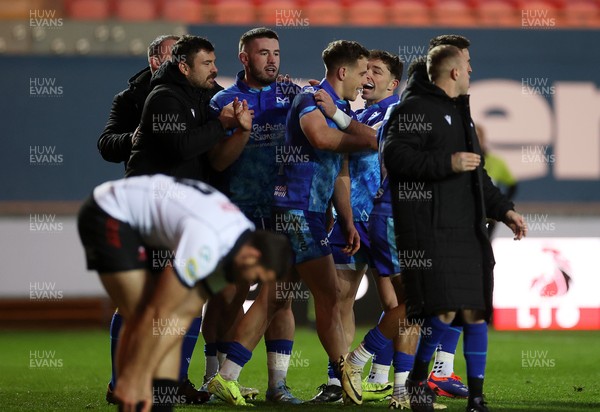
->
xmin=98 ymin=92 xmax=136 ymax=163
xmin=300 ymin=109 xmax=376 ymax=152
xmin=208 ymin=98 xmax=253 ymax=171
xmin=314 ymin=88 xmax=377 ymax=142
xmin=331 ymin=156 xmax=360 ymax=255
xmin=115 ymin=266 xmax=200 ymax=412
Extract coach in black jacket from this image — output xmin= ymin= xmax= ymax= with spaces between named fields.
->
xmin=126 ymin=35 xmax=249 ymax=180
xmin=98 ymin=35 xmax=179 ymax=168
xmin=383 ymin=44 xmax=526 ymax=411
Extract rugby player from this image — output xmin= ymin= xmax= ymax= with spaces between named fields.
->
xmin=77 ymin=175 xmax=292 ymax=412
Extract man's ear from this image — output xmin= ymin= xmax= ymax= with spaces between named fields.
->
xmin=450 ymin=67 xmax=459 ymax=81
xmin=239 ymin=51 xmax=248 ymax=66
xmin=388 ymin=78 xmax=400 ymax=92
xmin=178 ymin=61 xmax=189 ymax=76
xmin=336 ymin=66 xmax=347 ymax=81
xmin=149 ymin=55 xmax=160 ymax=71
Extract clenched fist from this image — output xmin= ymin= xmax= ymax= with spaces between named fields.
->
xmin=451 ymin=152 xmax=481 ymax=172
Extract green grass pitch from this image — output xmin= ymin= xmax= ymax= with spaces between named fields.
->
xmin=0 ymin=328 xmax=598 ymax=411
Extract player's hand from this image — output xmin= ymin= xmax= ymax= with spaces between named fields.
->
xmin=218 ymin=101 xmax=238 ymax=130
xmin=314 ymin=89 xmax=336 ymax=118
xmin=503 ymin=210 xmax=527 ymax=240
xmin=451 ymin=152 xmax=481 ymax=172
xmin=341 ymin=223 xmax=360 ymax=256
xmin=234 ymin=98 xmax=253 ymax=132
xmin=307 ymin=79 xmax=320 ymax=86
xmin=113 ymin=376 xmax=152 ymax=412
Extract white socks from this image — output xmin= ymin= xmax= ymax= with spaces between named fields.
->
xmin=431 ymin=350 xmax=455 ymax=377
xmin=367 ymin=363 xmax=391 ymax=384
xmin=267 ymin=352 xmax=290 ymax=388
xmin=219 ymin=359 xmax=242 ymax=381
xmin=393 ymin=371 xmax=410 ymax=398
xmin=347 ymin=342 xmax=373 ymax=368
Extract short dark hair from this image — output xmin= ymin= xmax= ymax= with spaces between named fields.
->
xmin=407 ymin=56 xmax=427 ymax=79
xmin=428 ymin=34 xmax=471 ymax=51
xmin=322 ymin=40 xmax=370 ymax=73
xmin=248 ymin=231 xmax=293 ymax=281
xmin=239 ymin=27 xmax=279 ymax=52
xmin=147 ymin=35 xmax=180 ymax=58
xmin=172 ymin=35 xmax=215 ymax=68
xmin=369 ymin=49 xmax=403 ymax=82
xmin=427 ymin=44 xmax=462 ymax=82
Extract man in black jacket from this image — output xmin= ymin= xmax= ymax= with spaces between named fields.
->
xmin=387 ymin=44 xmax=526 ymax=412
xmin=126 ymin=35 xmax=250 ymax=180
xmin=342 ymin=42 xmax=527 ymax=412
xmin=98 ymin=35 xmax=179 ymax=168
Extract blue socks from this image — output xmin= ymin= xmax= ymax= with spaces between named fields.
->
xmin=265 ymin=339 xmax=293 ymax=355
xmin=109 ymin=311 xmax=123 ymax=389
xmin=438 ymin=326 xmax=462 ymax=354
xmin=393 ymin=351 xmax=415 ymax=373
xmin=463 ymin=322 xmax=487 ymax=399
xmin=463 ymin=322 xmax=487 ymax=380
xmin=179 ymin=317 xmax=201 ymax=382
xmin=217 ymin=341 xmax=231 ymax=356
xmin=373 ymin=340 xmax=394 ymax=367
xmin=226 ymin=341 xmax=253 ymax=367
xmin=364 ymin=326 xmax=391 ymax=354
xmin=411 ymin=316 xmax=452 ymax=381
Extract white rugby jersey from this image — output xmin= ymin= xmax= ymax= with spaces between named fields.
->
xmin=93 ymin=174 xmax=255 ymax=287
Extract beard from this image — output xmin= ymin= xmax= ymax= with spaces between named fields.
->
xmin=249 ymin=64 xmax=278 ymax=86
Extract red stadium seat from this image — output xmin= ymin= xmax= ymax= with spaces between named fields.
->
xmin=67 ymin=0 xmax=111 ymax=20
xmin=303 ymin=0 xmax=344 ymax=26
xmin=346 ymin=0 xmax=388 ymax=27
xmin=389 ymin=0 xmax=432 ymax=26
xmin=560 ymin=0 xmax=600 ymax=28
xmin=213 ymin=0 xmax=256 ymax=25
xmin=162 ymin=0 xmax=205 ymax=23
xmin=115 ymin=0 xmax=158 ymax=21
xmin=257 ymin=0 xmax=301 ymax=25
xmin=432 ymin=0 xmax=477 ymax=27
xmin=517 ymin=0 xmax=560 ymax=28
xmin=476 ymin=0 xmax=520 ymax=27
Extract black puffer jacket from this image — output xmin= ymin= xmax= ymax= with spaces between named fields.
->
xmin=383 ymin=64 xmax=514 ymax=322
xmin=126 ymin=61 xmax=225 ymax=180
xmin=98 ymin=67 xmax=151 ymax=167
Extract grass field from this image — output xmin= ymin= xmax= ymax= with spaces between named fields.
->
xmin=1 ymin=327 xmax=599 ymax=411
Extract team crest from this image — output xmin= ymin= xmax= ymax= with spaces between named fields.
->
xmin=444 ymin=115 xmax=452 ymax=125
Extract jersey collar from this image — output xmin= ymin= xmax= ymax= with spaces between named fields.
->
xmin=235 ymin=70 xmax=273 ymax=94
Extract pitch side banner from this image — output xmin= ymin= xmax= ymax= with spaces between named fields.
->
xmin=492 ymin=237 xmax=600 ymax=330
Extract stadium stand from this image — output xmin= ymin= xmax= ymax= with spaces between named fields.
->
xmin=1 ymin=0 xmax=599 ymax=28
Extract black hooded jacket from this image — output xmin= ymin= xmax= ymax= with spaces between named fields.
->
xmin=97 ymin=67 xmax=151 ymax=167
xmin=125 ymin=61 xmax=225 ymax=180
xmin=383 ymin=63 xmax=514 ymax=321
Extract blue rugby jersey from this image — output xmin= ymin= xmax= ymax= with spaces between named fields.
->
xmin=273 ymin=79 xmax=355 ymax=213
xmin=210 ymin=71 xmax=300 ymax=219
xmin=371 ymin=98 xmax=401 ymax=216
xmin=351 ymin=94 xmax=400 ymax=221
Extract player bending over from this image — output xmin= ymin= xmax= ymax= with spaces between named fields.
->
xmin=77 ymin=174 xmax=292 ymax=412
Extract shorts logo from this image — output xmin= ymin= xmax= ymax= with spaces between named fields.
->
xmin=320 ymin=238 xmax=330 ymax=247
